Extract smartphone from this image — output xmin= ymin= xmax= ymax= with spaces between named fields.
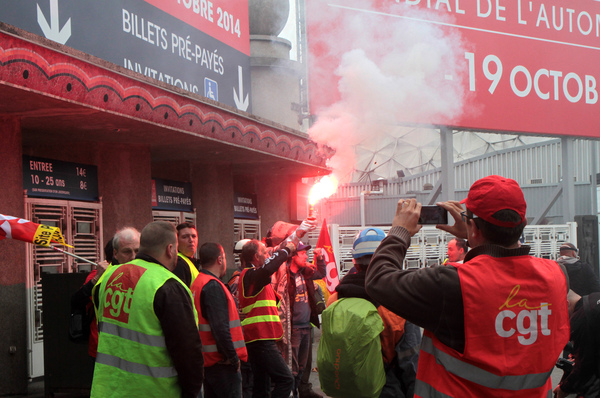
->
xmin=419 ymin=205 xmax=449 ymax=225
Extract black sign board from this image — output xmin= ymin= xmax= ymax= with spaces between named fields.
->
xmin=0 ymin=0 xmax=251 ymax=112
xmin=23 ymin=156 xmax=98 ymax=201
xmin=234 ymin=192 xmax=258 ymax=220
xmin=152 ymin=179 xmax=193 ymax=211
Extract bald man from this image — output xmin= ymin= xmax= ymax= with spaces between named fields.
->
xmin=92 ymin=221 xmax=204 ymax=397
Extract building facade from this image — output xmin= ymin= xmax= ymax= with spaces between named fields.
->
xmin=0 ymin=8 xmax=328 ymax=392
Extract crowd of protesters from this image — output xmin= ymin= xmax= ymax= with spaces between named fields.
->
xmin=72 ymin=174 xmax=600 ymax=398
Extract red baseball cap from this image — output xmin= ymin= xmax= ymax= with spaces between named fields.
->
xmin=460 ymin=175 xmax=526 ymax=228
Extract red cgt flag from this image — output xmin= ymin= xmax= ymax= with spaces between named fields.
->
xmin=0 ymin=214 xmax=72 ymax=247
xmin=314 ymin=219 xmax=339 ymax=294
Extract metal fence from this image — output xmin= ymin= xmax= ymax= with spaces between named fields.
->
xmin=305 ymin=223 xmax=577 ymax=278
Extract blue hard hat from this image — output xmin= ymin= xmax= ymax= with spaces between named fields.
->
xmin=352 ymin=228 xmax=386 ymax=259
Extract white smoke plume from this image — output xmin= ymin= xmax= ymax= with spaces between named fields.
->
xmin=307 ymin=0 xmax=468 ymax=183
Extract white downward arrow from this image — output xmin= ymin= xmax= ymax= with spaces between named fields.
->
xmin=37 ymin=0 xmax=71 ymax=45
xmin=233 ymin=65 xmax=249 ymax=112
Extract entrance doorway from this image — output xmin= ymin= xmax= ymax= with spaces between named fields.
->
xmin=25 ymin=198 xmax=103 ymax=378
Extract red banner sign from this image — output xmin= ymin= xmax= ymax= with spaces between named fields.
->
xmin=144 ymin=0 xmax=250 ymax=55
xmin=307 ymin=0 xmax=600 ymax=137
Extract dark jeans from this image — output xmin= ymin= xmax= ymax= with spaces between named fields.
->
xmin=241 ymin=360 xmax=253 ymax=398
xmin=299 ymin=328 xmax=315 ymax=395
xmin=203 ymin=363 xmax=242 ymax=398
xmin=246 ymin=340 xmax=294 ymax=398
xmin=291 ymin=327 xmax=311 ymax=397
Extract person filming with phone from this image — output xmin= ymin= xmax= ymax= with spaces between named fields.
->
xmin=365 ymin=175 xmax=571 ymax=398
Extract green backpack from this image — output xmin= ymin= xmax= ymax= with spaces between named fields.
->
xmin=317 ymin=297 xmax=386 ymax=398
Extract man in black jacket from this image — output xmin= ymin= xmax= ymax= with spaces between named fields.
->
xmin=193 ymin=242 xmax=247 ymax=398
xmin=557 ymin=243 xmax=600 ymax=296
xmin=554 ymin=291 xmax=600 ymax=398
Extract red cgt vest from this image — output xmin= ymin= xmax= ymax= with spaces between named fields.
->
xmin=238 ymin=268 xmax=283 ymax=343
xmin=415 ymin=254 xmax=570 ymax=398
xmin=191 ymin=272 xmax=248 ymax=367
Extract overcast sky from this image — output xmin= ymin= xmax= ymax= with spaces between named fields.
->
xmin=280 ymin=0 xmax=298 ymax=61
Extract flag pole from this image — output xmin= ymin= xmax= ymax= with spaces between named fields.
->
xmin=51 ymin=245 xmax=98 ymax=267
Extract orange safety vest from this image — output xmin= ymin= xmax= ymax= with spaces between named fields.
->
xmin=191 ymin=271 xmax=247 ymax=367
xmin=415 ymin=254 xmax=570 ymax=398
xmin=238 ymin=268 xmax=283 ymax=343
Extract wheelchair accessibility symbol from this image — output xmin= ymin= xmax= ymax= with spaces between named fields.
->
xmin=204 ymin=78 xmax=218 ymax=101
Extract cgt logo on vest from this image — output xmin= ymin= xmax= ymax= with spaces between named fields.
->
xmin=103 ymin=265 xmax=146 ymax=323
xmin=495 ymin=285 xmax=552 ymax=345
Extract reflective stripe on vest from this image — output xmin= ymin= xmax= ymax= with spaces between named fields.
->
xmin=420 ymin=335 xmax=553 ymax=391
xmin=241 ymin=313 xmax=281 ymax=325
xmin=415 ymin=381 xmax=454 ymax=398
xmin=203 ymin=339 xmax=247 ymax=353
xmin=238 ymin=268 xmax=283 ymax=343
xmin=96 ymin=352 xmax=177 ymax=378
xmin=198 ymin=319 xmax=242 ymax=332
xmin=99 ymin=321 xmax=167 ymax=348
xmin=241 ymin=299 xmax=278 ymax=315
